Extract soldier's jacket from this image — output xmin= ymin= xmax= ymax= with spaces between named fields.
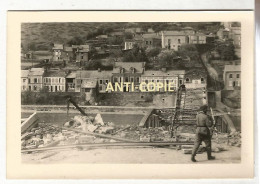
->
xmin=196 ymin=112 xmax=213 ymax=136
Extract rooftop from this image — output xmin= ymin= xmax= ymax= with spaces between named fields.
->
xmin=142 ymin=70 xmax=186 ymax=77
xmin=21 ymin=70 xmax=29 ymax=78
xmin=64 ymin=47 xmax=73 ymax=52
xmin=113 ymin=62 xmax=145 ymax=73
xmin=53 ymin=44 xmax=63 ymax=50
xmin=76 ymin=70 xmax=112 ymax=79
xmin=44 ymin=69 xmax=67 ymax=77
xmin=28 ymin=68 xmax=45 ymax=76
xmin=224 ymin=65 xmax=241 ymax=72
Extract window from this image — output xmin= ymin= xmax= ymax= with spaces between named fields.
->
xmin=85 ymin=88 xmax=91 ymax=92
xmin=146 ymin=41 xmax=148 ymax=45
xmin=236 ymin=81 xmax=240 ymax=86
xmin=23 ymin=79 xmax=26 ymax=83
xmin=105 ymin=80 xmax=109 ymax=84
xmin=186 ymin=78 xmax=190 ymax=82
xmin=178 ymin=39 xmax=181 ymax=44
xmin=201 ymin=78 xmax=204 ymax=82
xmin=229 ymin=81 xmax=233 ymax=87
xmin=236 ymin=74 xmax=240 ymax=78
xmin=130 ymin=77 xmax=134 ymax=82
xmin=81 ymin=56 xmax=84 ymax=59
xmin=28 ymin=79 xmax=31 ymax=83
xmin=145 ymin=80 xmax=148 ymax=84
xmin=33 ymin=86 xmax=37 ymax=91
xmin=99 ymin=86 xmax=103 ymax=91
xmin=100 ymin=80 xmax=103 ymax=84
xmin=34 ymin=78 xmax=37 ymax=83
xmin=29 ymin=86 xmax=31 ymax=91
xmin=125 ymin=77 xmax=129 ymax=82
xmin=179 ymin=80 xmax=183 ymax=85
xmin=150 ymin=41 xmax=152 ymax=45
xmin=229 ymin=74 xmax=233 ymax=78
xmin=136 ymin=77 xmax=140 ymax=83
xmin=114 ymin=77 xmax=118 ymax=83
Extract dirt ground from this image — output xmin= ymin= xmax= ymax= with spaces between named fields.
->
xmin=22 ymin=145 xmax=241 ymax=164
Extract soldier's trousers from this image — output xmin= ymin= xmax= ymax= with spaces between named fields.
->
xmin=192 ymin=133 xmax=212 ymax=156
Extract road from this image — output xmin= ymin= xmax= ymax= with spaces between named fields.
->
xmin=201 ymin=53 xmax=219 ymax=81
xmin=22 ymin=145 xmax=240 ymax=164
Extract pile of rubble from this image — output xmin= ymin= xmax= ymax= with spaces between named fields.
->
xmin=21 ymin=123 xmax=62 ymax=149
xmin=21 ymin=113 xmax=241 ymax=154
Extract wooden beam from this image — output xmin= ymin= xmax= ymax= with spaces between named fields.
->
xmin=62 ymin=127 xmax=139 ymax=143
xmin=21 ymin=142 xmax=194 ymax=153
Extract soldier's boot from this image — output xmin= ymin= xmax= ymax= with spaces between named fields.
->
xmin=191 ymin=155 xmax=197 ymax=162
xmin=207 ymin=150 xmax=215 ymax=160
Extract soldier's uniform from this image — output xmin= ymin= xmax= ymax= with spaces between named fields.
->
xmin=191 ymin=106 xmax=215 ymax=162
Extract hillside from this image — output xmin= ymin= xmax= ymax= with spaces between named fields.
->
xmin=21 ymin=22 xmax=221 ymax=51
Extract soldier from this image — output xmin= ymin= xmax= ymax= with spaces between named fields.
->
xmin=191 ymin=105 xmax=215 ymax=162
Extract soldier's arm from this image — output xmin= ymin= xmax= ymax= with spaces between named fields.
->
xmin=206 ymin=115 xmax=213 ymax=127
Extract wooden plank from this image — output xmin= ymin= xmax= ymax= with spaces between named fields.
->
xmin=21 ymin=112 xmax=38 ymax=134
xmin=62 ymin=127 xmax=139 ymax=143
xmin=21 ymin=142 xmax=194 ymax=153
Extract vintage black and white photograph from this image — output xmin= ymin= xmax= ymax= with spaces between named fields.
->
xmin=19 ymin=21 xmax=243 ymax=164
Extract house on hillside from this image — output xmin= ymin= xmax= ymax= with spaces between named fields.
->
xmin=142 ymin=33 xmax=161 ymax=49
xmin=65 ymin=71 xmax=77 ymax=92
xmin=140 ymin=69 xmax=185 ymax=92
xmin=112 ymin=62 xmax=145 ymax=92
xmin=223 ymin=65 xmax=241 ymax=90
xmin=43 ymin=69 xmax=67 ymax=92
xmin=161 ymin=31 xmax=206 ymax=51
xmin=63 ymin=46 xmax=73 ymax=62
xmin=184 ymin=68 xmax=207 ymax=89
xmin=27 ymin=68 xmax=45 ymax=91
xmin=75 ymin=69 xmax=112 ymax=93
xmin=21 ymin=70 xmax=29 ymax=91
xmin=52 ymin=44 xmax=64 ymax=62
xmin=124 ymin=40 xmax=135 ymax=50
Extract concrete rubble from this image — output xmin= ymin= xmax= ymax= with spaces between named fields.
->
xmin=21 ymin=114 xmax=241 ymax=156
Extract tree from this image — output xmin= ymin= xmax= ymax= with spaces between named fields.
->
xmin=124 ymin=32 xmax=133 ymax=40
xmin=157 ymin=50 xmax=178 ymax=66
xmin=177 ymin=44 xmax=200 ymax=61
xmin=217 ymin=43 xmax=235 ymax=60
xmin=67 ymin=36 xmax=84 ymax=45
xmin=122 ymin=44 xmax=148 ymax=62
xmin=109 ymin=49 xmax=123 ymax=62
xmin=146 ymin=48 xmax=161 ymax=58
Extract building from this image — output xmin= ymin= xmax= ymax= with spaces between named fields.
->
xmin=184 ymin=68 xmax=207 ymax=89
xmin=217 ymin=28 xmax=230 ymax=40
xmin=75 ymin=48 xmax=89 ymax=66
xmin=112 ymin=62 xmax=145 ymax=92
xmin=52 ymin=44 xmax=64 ymax=62
xmin=229 ymin=26 xmax=241 ymax=48
xmin=63 ymin=46 xmax=73 ymax=62
xmin=140 ymin=69 xmax=185 ymax=92
xmin=75 ymin=69 xmax=112 ymax=93
xmin=161 ymin=31 xmax=206 ymax=51
xmin=27 ymin=68 xmax=45 ymax=91
xmin=124 ymin=40 xmax=135 ymax=50
xmin=81 ymin=79 xmax=98 ymax=103
xmin=43 ymin=69 xmax=67 ymax=92
xmin=223 ymin=65 xmax=241 ymax=90
xmin=21 ymin=70 xmax=29 ymax=91
xmin=65 ymin=71 xmax=77 ymax=92
xmin=142 ymin=33 xmax=161 ymax=49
